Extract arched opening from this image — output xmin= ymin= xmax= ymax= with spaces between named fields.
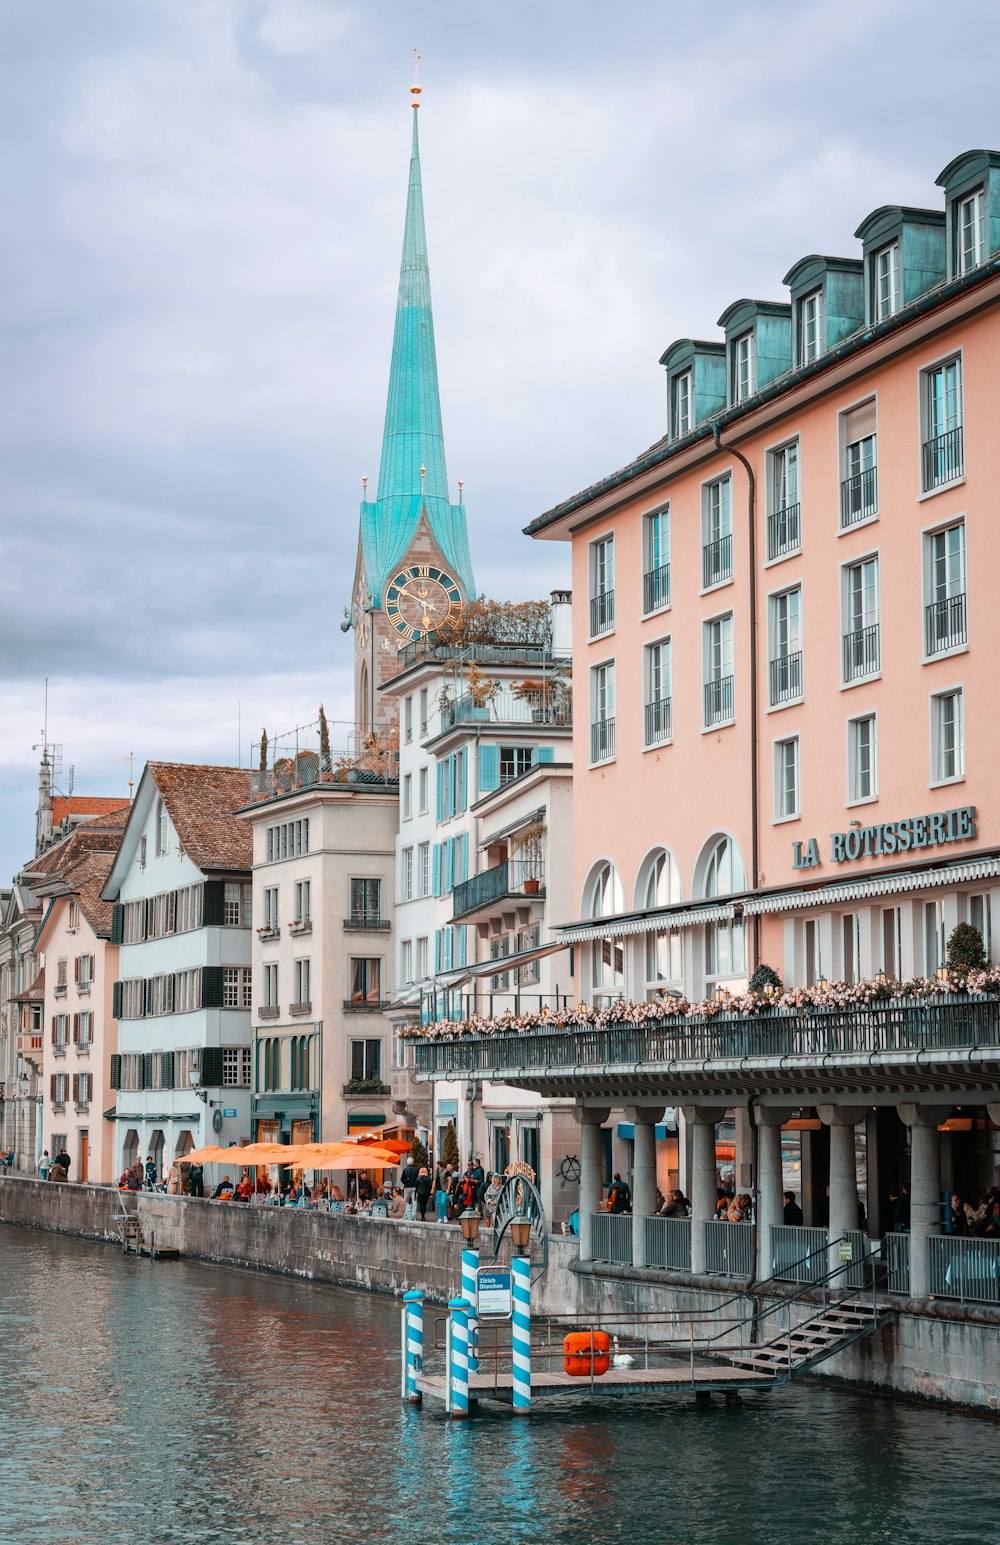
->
xmin=121 ymin=1128 xmax=139 ymax=1173
xmin=148 ymin=1128 xmax=165 ymax=1182
xmin=174 ymin=1129 xmax=194 ymax=1159
xmin=636 ymin=847 xmax=684 ymax=998
xmin=695 ymin=834 xmax=748 ymax=994
xmin=359 ymin=662 xmax=370 ymax=737
xmin=585 ymin=860 xmax=625 ymax=1006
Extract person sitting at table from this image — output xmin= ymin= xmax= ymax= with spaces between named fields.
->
xmin=235 ymin=1175 xmax=254 ymax=1202
xmin=330 ymin=1184 xmax=345 ymax=1203
xmin=211 ymin=1176 xmax=234 ymax=1200
xmin=312 ymin=1179 xmax=329 ymax=1205
xmin=388 ymin=1186 xmax=406 ymax=1219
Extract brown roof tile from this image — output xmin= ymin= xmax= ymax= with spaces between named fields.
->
xmin=148 ymin=763 xmax=252 ymax=873
xmin=25 ymin=805 xmax=130 ymax=879
xmin=58 ymin=850 xmax=119 ymax=937
xmin=51 ymin=795 xmax=129 ymax=827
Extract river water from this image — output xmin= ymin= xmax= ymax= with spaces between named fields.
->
xmin=1 ymin=1225 xmax=995 ymax=1545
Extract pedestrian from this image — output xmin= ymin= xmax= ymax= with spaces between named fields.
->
xmin=455 ymin=1168 xmax=479 ymax=1214
xmin=483 ymin=1172 xmax=503 ymax=1224
xmin=53 ymin=1146 xmax=71 ymax=1179
xmin=607 ymin=1172 xmax=631 ymax=1214
xmin=415 ymin=1166 xmax=432 ymax=1221
xmin=144 ymin=1155 xmax=157 ymax=1189
xmin=783 ymin=1190 xmax=804 ymax=1226
xmin=188 ymin=1162 xmax=204 ymax=1198
xmin=39 ymin=1150 xmax=51 ymax=1182
xmin=434 ymin=1165 xmax=450 ymax=1222
xmin=400 ymin=1154 xmax=419 ymax=1211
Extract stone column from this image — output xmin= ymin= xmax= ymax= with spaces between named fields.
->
xmin=626 ymin=1107 xmax=659 ymax=1269
xmin=681 ymin=1105 xmax=728 ymax=1275
xmin=817 ymin=1105 xmax=867 ymax=1278
xmin=755 ymin=1107 xmax=792 ymax=1281
xmin=899 ymin=1104 xmax=949 ymax=1299
xmin=575 ymin=1105 xmax=610 ymax=1263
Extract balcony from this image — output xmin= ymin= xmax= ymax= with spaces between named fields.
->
xmin=257 ymin=925 xmax=280 ymax=942
xmin=445 ymin=688 xmax=571 ymax=731
xmin=54 ymin=983 xmax=67 ymax=999
xmin=766 ymin=503 xmax=801 ymax=561
xmin=769 ymin=651 xmax=803 ymax=705
xmin=590 ymin=717 xmax=615 ymax=764
xmin=643 ymin=563 xmax=670 ymax=613
xmin=925 ymin=593 xmax=967 ymax=655
xmin=289 ymin=1001 xmax=312 ymax=1017
xmin=452 ymin=859 xmax=544 ymax=924
xmin=840 ymin=466 xmax=878 ymax=527
xmin=589 ymin=589 xmax=615 ymax=637
xmin=843 ymin=623 xmax=880 ymax=682
xmin=288 ymin=917 xmax=313 ymax=937
xmin=922 ymin=426 xmax=964 ymax=491
xmin=343 ymin=997 xmax=391 ymax=1013
xmin=344 ymin=913 xmax=391 ymax=932
xmin=644 ymin=697 xmax=672 ymax=746
xmin=704 ymin=675 xmax=734 ymax=726
xmin=390 ymin=639 xmax=556 ymax=681
xmin=702 ymin=533 xmax=733 ymax=588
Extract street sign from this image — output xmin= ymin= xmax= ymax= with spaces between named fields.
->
xmin=476 ymin=1267 xmax=513 ymax=1319
xmin=839 ymin=1241 xmax=853 ymax=1260
xmin=222 ymin=1109 xmax=237 ymax=1118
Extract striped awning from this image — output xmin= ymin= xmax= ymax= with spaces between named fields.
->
xmin=744 ymin=855 xmax=1000 ymax=915
xmin=555 ymin=903 xmax=735 ymax=944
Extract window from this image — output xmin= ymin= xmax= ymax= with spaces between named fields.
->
xmin=74 ymin=1072 xmax=92 ymax=1108
xmin=76 ymin=1011 xmax=91 ymax=1049
xmin=848 ymin=714 xmax=878 ymax=804
xmin=803 ymin=919 xmax=821 ymax=986
xmin=402 ymin=847 xmax=414 ymax=901
xmin=176 ymin=884 xmax=203 ymax=933
xmin=263 ymin=886 xmax=279 ymax=932
xmin=969 ymin=894 xmax=992 ymax=962
xmin=293 ymin=959 xmax=311 ymax=1006
xmin=403 ymin=774 xmax=412 ymax=820
xmin=590 ymin=662 xmax=616 ymax=763
xmin=704 ymin=615 xmax=734 ymax=726
xmin=924 ymin=900 xmax=946 ymax=975
xmin=139 ymin=835 xmax=147 ymax=868
xmin=841 ymin=913 xmax=861 ymax=984
xmin=872 ymin=242 xmax=900 ymax=322
xmin=418 ymin=842 xmax=430 ymax=897
xmin=731 ymin=331 xmax=753 ymax=404
xmin=418 ymin=767 xmax=428 ymax=813
xmin=702 ymin=476 xmax=733 ymax=587
xmin=642 ymin=505 xmax=670 ymax=613
xmin=419 ymin=688 xmax=428 ymax=735
xmin=73 ymin=954 xmax=92 ymax=990
xmin=263 ymin=962 xmax=279 ymax=1008
xmin=490 ymin=935 xmax=511 ymax=991
xmin=350 ymin=1039 xmax=382 ymax=1082
xmin=671 ymin=370 xmax=692 ymax=439
xmin=924 ymin=522 xmax=967 ymax=655
xmin=956 ymin=187 xmax=985 ymax=274
xmin=842 ymin=557 xmax=880 ymax=682
xmin=265 ymin=819 xmax=309 ymax=861
xmin=499 ymin=746 xmax=534 ymax=785
xmin=416 ymin=937 xmax=428 ymax=979
xmin=350 ymin=878 xmax=381 ymax=924
xmin=294 ymin=879 xmax=311 ymax=925
xmin=224 ymin=882 xmax=251 ymax=927
xmin=644 ymin=638 xmax=671 ymax=746
xmin=51 ymin=1073 xmax=68 ymax=1109
xmin=222 ymin=967 xmax=252 ymax=1009
xmin=840 ymin=399 xmax=878 ymax=526
xmin=52 ymin=1014 xmax=67 ymax=1051
xmin=797 ymin=288 xmax=824 ymax=364
xmin=589 ymin=535 xmax=615 ymax=636
xmin=767 ymin=440 xmax=800 ymax=560
xmin=774 ymin=737 xmax=800 ymax=821
xmin=588 ymin=861 xmax=625 ymax=1005
xmin=881 ymin=908 xmax=901 ymax=979
xmin=931 ymin=688 xmax=964 ymax=783
xmin=222 ymin=1047 xmax=251 ymax=1087
xmin=922 ymin=356 xmax=964 ymax=491
xmin=641 ymin=850 xmax=682 ymax=994
xmin=176 ymin=969 xmax=200 ymax=1014
xmin=156 ymin=797 xmax=169 ymax=856
xmin=768 ymin=588 xmax=803 ymax=705
xmin=701 ymin=836 xmax=747 ymax=985
xmin=401 ymin=940 xmax=413 ymax=985
xmin=56 ymin=957 xmax=67 ymax=988
xmin=67 ymin=900 xmax=80 ymax=931
xmin=404 ymin=696 xmax=413 ymax=744
xmin=349 ymin=958 xmax=381 ymax=1006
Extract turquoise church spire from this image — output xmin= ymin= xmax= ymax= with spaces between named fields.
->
xmin=359 ymin=99 xmax=476 ymax=605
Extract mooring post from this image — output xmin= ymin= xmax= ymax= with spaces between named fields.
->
xmin=402 ymin=1289 xmax=424 ymax=1403
xmin=511 ymin=1254 xmax=532 ymax=1416
xmin=461 ymin=1248 xmax=479 ymax=1375
xmin=448 ymin=1297 xmax=470 ymax=1417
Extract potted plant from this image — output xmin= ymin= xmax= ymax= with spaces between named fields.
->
xmin=519 ymin=818 xmax=546 ymax=892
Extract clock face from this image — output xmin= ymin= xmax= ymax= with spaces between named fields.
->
xmin=385 ymin=564 xmax=462 ymax=640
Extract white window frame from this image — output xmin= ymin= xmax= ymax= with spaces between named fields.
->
xmin=929 ymin=686 xmax=965 ymax=787
xmin=840 ymin=551 xmax=881 ymax=688
xmin=797 ymin=287 xmax=824 ymax=364
xmin=921 ymin=516 xmax=967 ymax=661
xmin=641 ymin=503 xmax=671 ymax=615
xmin=839 ymin=396 xmax=879 ymax=531
xmin=955 ymin=186 xmax=986 ymax=275
xmin=701 ymin=473 xmax=733 ymax=592
xmin=293 ymin=958 xmax=311 ymax=1005
xmin=773 ymin=735 xmax=800 ymax=823
xmin=766 ymin=583 xmax=804 ymax=710
xmin=588 ymin=531 xmax=615 ymax=639
xmin=418 ymin=766 xmax=429 ymax=814
xmin=731 ymin=330 xmax=754 ymax=405
xmin=872 ymin=241 xmax=900 ymax=322
xmin=263 ymin=961 xmax=279 ymax=1008
xmin=590 ymin=660 xmax=616 ymax=765
xmin=702 ymin=612 xmax=735 ymax=731
xmin=643 ymin=636 xmax=672 ymax=749
xmin=402 ymin=774 xmax=412 ymax=820
xmin=402 ymin=846 xmax=414 ymax=901
xmin=919 ymin=350 xmax=965 ymax=498
xmin=846 ymin=711 xmax=878 ymax=807
xmin=765 ymin=436 xmax=801 ymax=564
xmin=671 ymin=370 xmax=692 ymax=440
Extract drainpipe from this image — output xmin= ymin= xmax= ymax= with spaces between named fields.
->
xmin=713 ymin=422 xmax=760 ymax=973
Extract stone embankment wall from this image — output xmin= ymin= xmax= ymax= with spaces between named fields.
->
xmin=3 ymin=1179 xmax=997 ymax=1412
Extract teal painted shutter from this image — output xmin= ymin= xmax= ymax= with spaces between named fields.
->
xmin=460 ymin=832 xmax=469 ymax=884
xmin=535 ymin=745 xmax=555 ymax=763
xmin=110 ymin=904 xmax=124 ymax=944
xmin=112 ymin=981 xmax=122 ymax=1019
xmin=434 ymin=930 xmax=442 ymax=973
xmin=201 ymin=965 xmax=224 ymax=1007
xmin=446 ymin=837 xmax=455 ymax=892
xmin=436 ymin=764 xmax=444 ymax=822
xmin=444 ymin=927 xmax=453 ymax=971
xmin=458 ymin=749 xmax=467 ymax=812
xmin=446 ymin=755 xmax=455 ymax=820
xmin=458 ymin=926 xmax=467 ymax=967
xmin=432 ymin=844 xmax=442 ymax=897
xmin=479 ymin=744 xmax=500 ymax=793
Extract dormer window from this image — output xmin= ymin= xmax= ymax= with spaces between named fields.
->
xmin=797 ymin=289 xmax=824 ymax=364
xmin=873 ymin=242 xmax=900 ymax=321
xmin=671 ymin=371 xmax=692 ymax=439
xmin=957 ymin=187 xmax=985 ymax=272
xmin=731 ymin=332 xmax=753 ymax=405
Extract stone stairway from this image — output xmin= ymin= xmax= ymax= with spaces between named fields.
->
xmin=724 ymin=1297 xmax=893 ymax=1380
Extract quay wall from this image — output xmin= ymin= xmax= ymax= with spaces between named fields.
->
xmin=3 ymin=1179 xmax=997 ymax=1413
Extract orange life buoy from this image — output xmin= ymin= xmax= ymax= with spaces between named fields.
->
xmin=563 ymin=1331 xmax=610 ymax=1377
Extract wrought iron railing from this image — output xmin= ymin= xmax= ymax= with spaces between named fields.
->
xmin=643 ymin=563 xmax=670 ymax=613
xmin=452 ymin=860 xmax=542 ymax=922
xmin=644 ymin=696 xmax=672 ymax=746
xmin=843 ymin=622 xmax=880 ymax=681
xmin=645 ymin=1215 xmax=691 ymax=1271
xmin=702 ymin=533 xmax=733 ymax=588
xmin=922 ymin=425 xmax=964 ymax=491
xmin=704 ymin=675 xmax=734 ymax=726
xmin=770 ymin=1225 xmax=828 ymax=1283
xmin=703 ymin=1220 xmax=752 ymax=1277
xmin=768 ymin=651 xmax=802 ymax=705
xmin=840 ymin=466 xmax=878 ymax=526
xmin=884 ymin=1232 xmax=910 ymax=1295
xmin=591 ymin=716 xmax=615 ymax=763
xmin=447 ymin=689 xmax=571 ymax=729
xmin=590 ymin=589 xmax=615 ymax=637
xmin=391 ymin=640 xmax=555 ymax=678
xmin=925 ymin=592 xmax=967 ymax=655
xmin=767 ymin=503 xmax=801 ymax=560
xmin=928 ymin=1235 xmax=1000 ymax=1305
xmin=589 ymin=1211 xmax=633 ymax=1266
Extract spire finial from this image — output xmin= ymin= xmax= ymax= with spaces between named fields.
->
xmin=411 ymin=48 xmax=421 ymax=108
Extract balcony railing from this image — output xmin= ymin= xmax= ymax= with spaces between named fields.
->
xmin=591 ymin=716 xmax=615 ymax=763
xmin=925 ymin=592 xmax=967 ymax=655
xmin=589 ymin=1212 xmax=633 ymax=1266
xmin=643 ymin=563 xmax=670 ymax=613
xmin=702 ymin=533 xmax=733 ymax=588
xmin=767 ymin=503 xmax=801 ymax=560
xmin=770 ymin=1225 xmax=828 ymax=1283
xmin=391 ymin=639 xmax=556 ymax=679
xmin=590 ymin=589 xmax=615 ymax=637
xmin=769 ymin=650 xmax=803 ymax=705
xmin=343 ymin=996 xmax=389 ymax=1013
xmin=704 ymin=675 xmax=734 ymax=726
xmin=644 ymin=696 xmax=672 ymax=746
xmin=922 ymin=425 xmax=964 ymax=491
xmin=928 ymin=1235 xmax=1000 ymax=1305
xmin=843 ymin=623 xmax=880 ymax=681
xmin=446 ymin=688 xmax=571 ymax=730
xmin=452 ymin=859 xmax=543 ymax=922
xmin=703 ymin=1220 xmax=752 ymax=1277
xmin=840 ymin=466 xmax=878 ymax=526
xmin=645 ymin=1215 xmax=691 ymax=1271
xmin=344 ymin=913 xmax=391 ymax=931
xmin=884 ymin=1232 xmax=910 ymax=1295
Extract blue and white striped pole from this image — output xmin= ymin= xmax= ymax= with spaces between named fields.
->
xmin=402 ymin=1289 xmax=424 ymax=1403
xmin=448 ymin=1296 xmax=470 ymax=1417
xmin=511 ymin=1254 xmax=531 ymax=1415
xmin=461 ymin=1248 xmax=479 ymax=1375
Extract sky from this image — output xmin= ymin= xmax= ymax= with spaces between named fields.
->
xmin=2 ymin=0 xmax=1000 ymax=879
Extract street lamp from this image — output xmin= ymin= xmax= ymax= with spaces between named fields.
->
xmin=17 ymin=1071 xmax=29 ymax=1097
xmin=510 ymin=1215 xmax=531 ymax=1253
xmin=459 ymin=1209 xmax=480 ymax=1246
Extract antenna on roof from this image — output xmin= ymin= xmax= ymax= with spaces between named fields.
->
xmin=124 ymin=752 xmax=135 ymax=802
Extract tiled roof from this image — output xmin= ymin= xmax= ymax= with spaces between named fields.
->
xmin=149 ymin=763 xmax=252 ymax=873
xmin=51 ymin=795 xmax=129 ymax=827
xmin=26 ymin=805 xmax=130 ymax=879
xmin=60 ymin=850 xmax=119 ymax=938
xmin=12 ymin=966 xmax=45 ymax=1003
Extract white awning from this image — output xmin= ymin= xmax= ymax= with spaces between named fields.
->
xmin=465 ymin=939 xmax=571 ymax=977
xmin=555 ymin=903 xmax=735 ymax=944
xmin=744 ymin=855 xmax=1000 ymax=915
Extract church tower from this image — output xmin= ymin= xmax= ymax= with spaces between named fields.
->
xmin=349 ymin=82 xmax=476 ymax=738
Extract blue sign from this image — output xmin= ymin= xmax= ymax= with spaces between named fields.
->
xmin=477 ymin=1267 xmax=513 ymax=1318
xmin=222 ymin=1109 xmax=237 ymax=1118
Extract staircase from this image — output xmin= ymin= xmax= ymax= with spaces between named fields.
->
xmin=725 ymin=1295 xmax=894 ymax=1380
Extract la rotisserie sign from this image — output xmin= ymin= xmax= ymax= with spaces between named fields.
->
xmin=792 ymin=805 xmax=977 ymax=871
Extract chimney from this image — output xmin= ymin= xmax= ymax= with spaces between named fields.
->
xmin=550 ymin=589 xmax=573 ymax=658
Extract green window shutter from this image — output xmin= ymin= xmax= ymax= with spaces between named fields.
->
xmin=535 ymin=745 xmax=555 ymax=764
xmin=201 ymin=1046 xmax=224 ymax=1086
xmin=458 ymin=749 xmax=467 ymax=811
xmin=110 ymin=904 xmax=124 ymax=944
xmin=434 ymin=930 xmax=442 ymax=973
xmin=446 ymin=837 xmax=455 ymax=892
xmin=141 ymin=1052 xmax=153 ymax=1089
xmin=479 ymin=745 xmax=500 ymax=793
xmin=112 ymin=981 xmax=122 ymax=1019
xmin=461 ymin=832 xmax=470 ymax=884
xmin=458 ymin=926 xmax=467 ymax=967
xmin=160 ymin=1051 xmax=175 ymax=1089
xmin=202 ymin=965 xmax=224 ymax=1008
xmin=432 ymin=844 xmax=442 ymax=897
xmin=110 ymin=1053 xmax=122 ymax=1090
xmin=203 ymin=881 xmax=225 ymax=926
xmin=436 ymin=764 xmax=444 ymax=823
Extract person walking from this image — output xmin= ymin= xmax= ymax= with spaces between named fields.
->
xmin=53 ymin=1147 xmax=71 ymax=1179
xmin=415 ymin=1167 xmax=432 ymax=1221
xmin=144 ymin=1155 xmax=157 ymax=1190
xmin=607 ymin=1172 xmax=631 ymax=1214
xmin=434 ymin=1165 xmax=450 ymax=1223
xmin=39 ymin=1150 xmax=51 ymax=1182
xmin=188 ymin=1162 xmax=204 ymax=1198
xmin=400 ymin=1155 xmax=419 ymax=1213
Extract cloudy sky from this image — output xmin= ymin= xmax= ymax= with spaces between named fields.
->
xmin=2 ymin=0 xmax=999 ymax=877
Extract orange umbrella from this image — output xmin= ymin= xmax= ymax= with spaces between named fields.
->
xmin=293 ymin=1141 xmax=401 ymax=1169
xmin=182 ymin=1144 xmax=238 ymax=1164
xmin=343 ymin=1130 xmax=412 ymax=1157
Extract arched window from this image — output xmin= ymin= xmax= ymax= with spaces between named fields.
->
xmin=300 ymin=1035 xmax=311 ymax=1091
xmin=696 ymin=835 xmax=747 ymax=989
xmin=359 ymin=662 xmax=370 ymax=736
xmin=700 ymin=834 xmax=747 ymax=898
xmin=585 ymin=861 xmax=625 ymax=1004
xmin=637 ymin=849 xmax=683 ymax=995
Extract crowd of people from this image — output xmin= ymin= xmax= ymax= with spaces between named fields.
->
xmin=947 ymin=1188 xmax=1000 ymax=1237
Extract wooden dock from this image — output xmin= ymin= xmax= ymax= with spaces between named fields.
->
xmin=416 ymin=1360 xmax=778 ymax=1406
